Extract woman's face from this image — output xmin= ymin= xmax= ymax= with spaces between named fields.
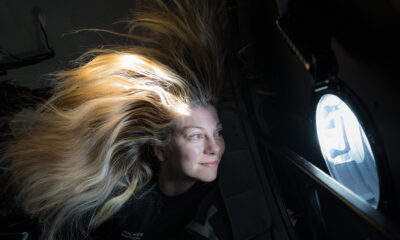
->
xmin=157 ymin=105 xmax=225 ymax=183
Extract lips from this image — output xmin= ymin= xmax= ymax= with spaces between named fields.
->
xmin=200 ymin=160 xmax=219 ymax=167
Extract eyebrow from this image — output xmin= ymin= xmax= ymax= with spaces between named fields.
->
xmin=180 ymin=122 xmax=222 ymax=132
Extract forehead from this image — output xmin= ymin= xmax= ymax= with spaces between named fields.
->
xmin=175 ymin=105 xmax=220 ymax=131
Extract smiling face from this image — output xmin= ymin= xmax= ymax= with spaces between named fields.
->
xmin=155 ymin=105 xmax=225 ymax=186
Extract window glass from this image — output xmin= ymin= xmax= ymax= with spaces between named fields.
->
xmin=316 ymin=94 xmax=379 ymax=208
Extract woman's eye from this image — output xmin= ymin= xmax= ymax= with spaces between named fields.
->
xmin=189 ymin=134 xmax=202 ymax=140
xmin=215 ymin=129 xmax=223 ymax=137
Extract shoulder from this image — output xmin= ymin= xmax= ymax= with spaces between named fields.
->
xmin=92 ymin=182 xmax=161 ymax=240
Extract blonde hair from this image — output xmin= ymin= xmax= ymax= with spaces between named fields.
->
xmin=0 ymin=0 xmax=228 ymax=239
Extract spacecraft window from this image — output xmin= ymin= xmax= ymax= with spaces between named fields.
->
xmin=316 ymin=94 xmax=379 ymax=208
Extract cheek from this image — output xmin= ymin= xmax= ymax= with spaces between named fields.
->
xmin=219 ymin=139 xmax=226 ymax=156
xmin=180 ymin=144 xmax=203 ymax=163
xmin=170 ymin=141 xmax=203 ymax=166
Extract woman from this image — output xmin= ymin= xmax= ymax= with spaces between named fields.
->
xmin=0 ymin=0 xmax=231 ymax=239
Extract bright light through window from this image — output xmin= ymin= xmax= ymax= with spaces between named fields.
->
xmin=316 ymin=94 xmax=379 ymax=208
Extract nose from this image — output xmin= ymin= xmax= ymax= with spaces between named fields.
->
xmin=204 ymin=137 xmax=222 ymax=155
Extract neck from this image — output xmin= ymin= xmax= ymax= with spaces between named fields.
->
xmin=157 ymin=167 xmax=196 ymax=197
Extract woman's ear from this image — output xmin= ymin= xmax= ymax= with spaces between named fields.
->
xmin=153 ymin=145 xmax=165 ymax=162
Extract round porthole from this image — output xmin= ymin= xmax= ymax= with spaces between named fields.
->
xmin=316 ymin=93 xmax=379 ymax=208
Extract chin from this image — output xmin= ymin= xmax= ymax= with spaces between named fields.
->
xmin=198 ymin=171 xmax=218 ymax=182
